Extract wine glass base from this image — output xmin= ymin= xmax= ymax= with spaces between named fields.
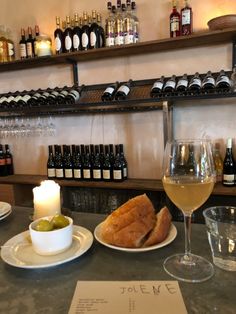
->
xmin=163 ymin=253 xmax=214 ymax=283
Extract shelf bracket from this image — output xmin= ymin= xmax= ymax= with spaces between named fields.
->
xmin=66 ymin=59 xmax=79 ymax=86
xmin=232 ymin=40 xmax=236 ymax=69
xmin=162 ymin=101 xmax=173 ymax=147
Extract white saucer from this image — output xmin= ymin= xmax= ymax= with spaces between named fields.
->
xmin=94 ymin=222 xmax=177 ymax=252
xmin=0 ymin=208 xmax=12 ymax=221
xmin=0 ymin=202 xmax=11 ymax=218
xmin=1 ymin=225 xmax=93 ymax=269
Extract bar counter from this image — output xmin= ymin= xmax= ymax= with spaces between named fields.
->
xmin=0 ymin=207 xmax=235 ymax=314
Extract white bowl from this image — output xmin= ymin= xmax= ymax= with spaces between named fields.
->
xmin=29 ymin=216 xmax=73 ymax=256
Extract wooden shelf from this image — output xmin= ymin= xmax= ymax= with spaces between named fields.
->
xmin=0 ymin=28 xmax=236 ymax=73
xmin=0 ymin=174 xmax=236 ymax=196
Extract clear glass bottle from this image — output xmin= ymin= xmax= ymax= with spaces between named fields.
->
xmin=6 ymin=28 xmax=15 ymax=61
xmin=105 ymin=2 xmax=115 ymax=47
xmin=114 ymin=0 xmax=124 ymax=46
xmin=131 ymin=1 xmax=139 ymax=43
xmin=0 ymin=25 xmax=8 ymax=62
xmin=213 ymin=143 xmax=223 ymax=183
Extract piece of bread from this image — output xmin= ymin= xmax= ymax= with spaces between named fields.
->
xmin=143 ymin=206 xmax=172 ymax=247
xmin=100 ymin=194 xmax=156 ymax=248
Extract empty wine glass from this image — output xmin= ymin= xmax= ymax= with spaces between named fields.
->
xmin=162 ymin=139 xmax=215 ymax=282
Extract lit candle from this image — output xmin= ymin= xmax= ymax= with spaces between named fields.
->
xmin=33 ymin=180 xmax=61 ymax=220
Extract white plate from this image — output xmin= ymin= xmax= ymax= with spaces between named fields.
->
xmin=0 ymin=208 xmax=12 ymax=221
xmin=94 ymin=222 xmax=177 ymax=252
xmin=0 ymin=202 xmax=11 ymax=217
xmin=1 ymin=225 xmax=93 ymax=269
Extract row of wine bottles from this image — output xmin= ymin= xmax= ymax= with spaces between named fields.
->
xmin=47 ymin=143 xmax=128 ymax=182
xmin=170 ymin=0 xmax=193 ymax=38
xmin=19 ymin=26 xmax=40 ymax=59
xmin=0 ymin=144 xmax=14 ymax=176
xmin=0 ymin=86 xmax=82 ymax=108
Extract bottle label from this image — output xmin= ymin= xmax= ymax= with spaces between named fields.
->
xmin=14 ymin=95 xmax=22 ymax=102
xmin=8 ymin=42 xmax=14 ymax=56
xmin=6 ymin=96 xmax=14 ymax=103
xmin=55 ymin=37 xmax=62 ymax=51
xmin=0 ymin=97 xmax=7 ymax=104
xmin=48 ymin=168 xmax=56 ymax=177
xmin=182 ymin=9 xmax=191 ymax=25
xmin=104 ymin=87 xmax=115 ymax=95
xmin=202 ymin=77 xmax=215 ymax=86
xmin=124 ymin=30 xmax=134 ymax=45
xmin=115 ymin=34 xmax=124 ymax=45
xmin=123 ymin=167 xmax=127 ymax=177
xmin=0 ymin=159 xmax=6 ymax=166
xmin=6 ymin=158 xmax=12 ymax=165
xmin=74 ymin=169 xmax=81 ymax=179
xmin=51 ymin=91 xmax=59 ymax=97
xmin=33 ymin=93 xmax=41 ymax=99
xmin=65 ymin=168 xmax=73 ymax=178
xmin=106 ymin=36 xmax=115 ymax=47
xmin=103 ymin=169 xmax=111 ymax=180
xmin=223 ymin=174 xmax=235 ymax=185
xmin=83 ymin=169 xmax=91 ymax=179
xmin=26 ymin=42 xmax=33 ymax=57
xmin=65 ymin=35 xmax=72 ymax=50
xmin=153 ymin=82 xmax=164 ymax=90
xmin=82 ymin=33 xmax=89 ymax=48
xmin=73 ymin=34 xmax=80 ymax=49
xmin=170 ymin=17 xmax=180 ymax=31
xmin=56 ymin=168 xmax=64 ymax=178
xmin=216 ymin=76 xmax=230 ymax=87
xmin=189 ymin=78 xmax=201 ymax=87
xmin=164 ymin=81 xmax=176 ymax=89
xmin=69 ymin=90 xmax=80 ymax=101
xmin=42 ymin=92 xmax=50 ymax=98
xmin=176 ymin=79 xmax=188 ymax=89
xmin=117 ymin=85 xmax=130 ymax=95
xmin=93 ymin=169 xmax=102 ymax=179
xmin=61 ymin=90 xmax=69 ymax=97
xmin=22 ymin=95 xmax=31 ymax=102
xmin=90 ymin=32 xmax=97 ymax=47
xmin=20 ymin=44 xmax=27 ymax=58
xmin=113 ymin=170 xmax=122 ymax=180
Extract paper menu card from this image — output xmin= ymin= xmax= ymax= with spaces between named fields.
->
xmin=68 ymin=281 xmax=187 ymax=314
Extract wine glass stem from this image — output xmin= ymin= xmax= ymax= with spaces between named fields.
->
xmin=183 ymin=213 xmax=193 ymax=263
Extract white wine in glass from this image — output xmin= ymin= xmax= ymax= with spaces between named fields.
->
xmin=162 ymin=139 xmax=215 ymax=282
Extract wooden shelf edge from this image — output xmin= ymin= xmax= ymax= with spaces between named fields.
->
xmin=0 ymin=28 xmax=236 ymax=73
xmin=0 ymin=175 xmax=236 ymax=196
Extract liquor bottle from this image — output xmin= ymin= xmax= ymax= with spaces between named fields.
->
xmin=73 ymin=145 xmax=82 ymax=180
xmin=202 ymin=71 xmax=216 ymax=90
xmin=93 ymin=145 xmax=102 ymax=180
xmin=131 ymin=1 xmax=139 ymax=43
xmin=34 ymin=25 xmax=40 ymax=57
xmin=114 ymin=0 xmax=124 ymax=46
xmin=5 ymin=144 xmax=14 ymax=175
xmin=97 ymin=13 xmax=105 ymax=48
xmin=102 ymin=145 xmax=112 ymax=181
xmin=63 ymin=146 xmax=73 ymax=179
xmin=101 ymin=81 xmax=119 ymax=101
xmin=55 ymin=145 xmax=64 ymax=179
xmin=113 ymin=144 xmax=124 ymax=181
xmin=6 ymin=28 xmax=15 ymax=61
xmin=105 ymin=2 xmax=115 ymax=47
xmin=26 ymin=27 xmax=35 ymax=58
xmin=0 ymin=144 xmax=7 ymax=176
xmin=170 ymin=0 xmax=180 ymax=38
xmin=83 ymin=145 xmax=92 ymax=180
xmin=223 ymin=138 xmax=235 ymax=186
xmin=150 ymin=76 xmax=165 ymax=97
xmin=181 ymin=0 xmax=193 ymax=36
xmin=89 ymin=10 xmax=99 ymax=49
xmin=54 ymin=16 xmax=64 ymax=54
xmin=119 ymin=144 xmax=128 ymax=179
xmin=114 ymin=79 xmax=132 ymax=100
xmin=73 ymin=13 xmax=81 ymax=51
xmin=124 ymin=1 xmax=134 ymax=45
xmin=19 ymin=28 xmax=27 ymax=59
xmin=109 ymin=144 xmax=115 ymax=165
xmin=163 ymin=75 xmax=176 ymax=93
xmin=215 ymin=70 xmax=231 ymax=90
xmin=176 ymin=74 xmax=189 ymax=92
xmin=64 ymin=16 xmax=73 ymax=53
xmin=188 ymin=72 xmax=202 ymax=92
xmin=81 ymin=12 xmax=90 ymax=50
xmin=0 ymin=25 xmax=8 ymax=62
xmin=47 ymin=145 xmax=56 ymax=179
xmin=213 ymin=143 xmax=223 ymax=183
xmin=65 ymin=85 xmax=83 ymax=105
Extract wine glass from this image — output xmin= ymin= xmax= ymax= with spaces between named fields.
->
xmin=162 ymin=139 xmax=215 ymax=283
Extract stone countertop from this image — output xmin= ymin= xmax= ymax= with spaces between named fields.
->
xmin=0 ymin=207 xmax=235 ymax=314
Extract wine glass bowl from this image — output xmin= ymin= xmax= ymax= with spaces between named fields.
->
xmin=162 ymin=139 xmax=215 ymax=282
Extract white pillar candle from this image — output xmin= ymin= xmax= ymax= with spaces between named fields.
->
xmin=33 ymin=180 xmax=61 ymax=220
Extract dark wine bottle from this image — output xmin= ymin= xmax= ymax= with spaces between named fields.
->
xmin=109 ymin=144 xmax=115 ymax=165
xmin=73 ymin=13 xmax=82 ymax=51
xmin=28 ymin=91 xmax=41 ymax=107
xmin=83 ymin=145 xmax=92 ymax=180
xmin=223 ymin=138 xmax=236 ymax=186
xmin=215 ymin=70 xmax=231 ymax=90
xmin=99 ymin=144 xmax=105 ymax=165
xmin=93 ymin=145 xmax=102 ymax=180
xmin=202 ymin=71 xmax=216 ymax=90
xmin=89 ymin=10 xmax=99 ymax=49
xmin=90 ymin=144 xmax=95 ymax=164
xmin=73 ymin=145 xmax=82 ymax=180
xmin=119 ymin=143 xmax=128 ymax=179
xmin=150 ymin=76 xmax=165 ymax=97
xmin=64 ymin=16 xmax=73 ymax=53
xmin=19 ymin=28 xmax=27 ymax=59
xmin=113 ymin=144 xmax=124 ymax=181
xmin=54 ymin=16 xmax=64 ymax=54
xmin=5 ymin=144 xmax=14 ymax=175
xmin=55 ymin=145 xmax=64 ymax=179
xmin=47 ymin=89 xmax=60 ymax=105
xmin=63 ymin=145 xmax=73 ymax=179
xmin=47 ymin=145 xmax=56 ymax=179
xmin=103 ymin=145 xmax=112 ymax=181
xmin=176 ymin=74 xmax=189 ymax=92
xmin=55 ymin=87 xmax=70 ymax=105
xmin=65 ymin=86 xmax=83 ymax=105
xmin=114 ymin=79 xmax=132 ymax=100
xmin=0 ymin=144 xmax=7 ymax=177
xmin=188 ymin=72 xmax=201 ymax=92
xmin=163 ymin=75 xmax=176 ymax=93
xmin=34 ymin=25 xmax=40 ymax=57
xmin=26 ymin=27 xmax=35 ymax=58
xmin=80 ymin=144 xmax=85 ymax=164
xmin=101 ymin=82 xmax=119 ymax=101
xmin=81 ymin=12 xmax=90 ymax=50
xmin=97 ymin=13 xmax=105 ymax=48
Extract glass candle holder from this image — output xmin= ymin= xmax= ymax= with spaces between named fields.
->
xmin=35 ymin=35 xmax=52 ymax=57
